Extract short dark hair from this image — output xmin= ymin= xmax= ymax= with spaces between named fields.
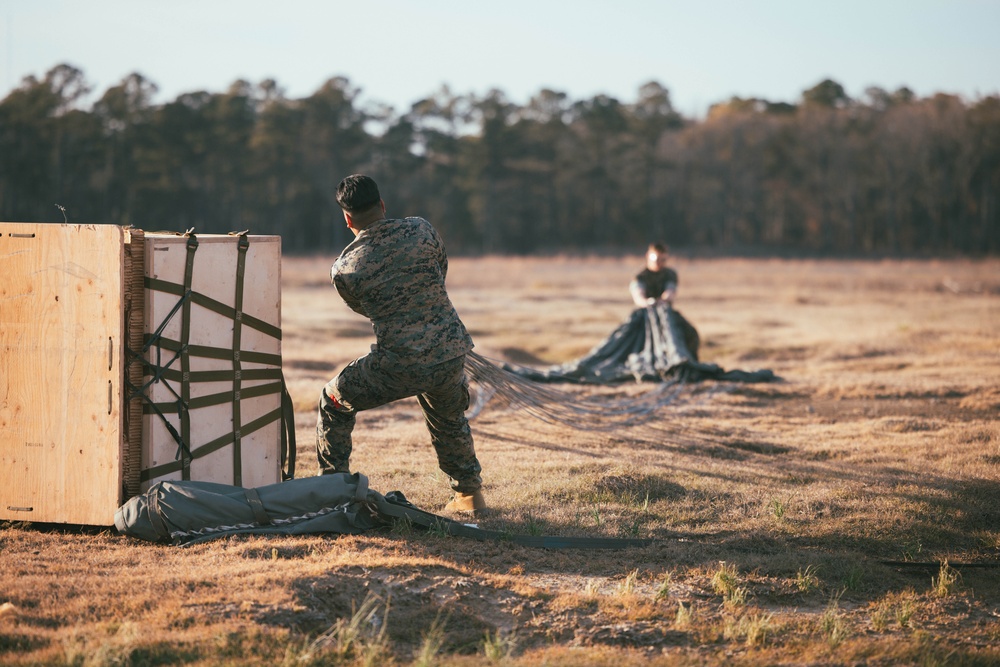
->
xmin=648 ymin=242 xmax=668 ymax=254
xmin=336 ymin=174 xmax=382 ymax=214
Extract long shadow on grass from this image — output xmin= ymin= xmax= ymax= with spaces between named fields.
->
xmin=467 ymin=427 xmax=998 ymax=573
xmin=454 ymin=381 xmax=999 ymax=605
xmin=636 ymin=440 xmax=1000 ymax=561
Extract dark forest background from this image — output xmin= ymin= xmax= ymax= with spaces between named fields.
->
xmin=1 ymin=64 xmax=997 ymax=255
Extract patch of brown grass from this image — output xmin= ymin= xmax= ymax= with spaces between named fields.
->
xmin=2 ymin=257 xmax=1000 ymax=665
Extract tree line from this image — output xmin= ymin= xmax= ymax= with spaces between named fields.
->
xmin=1 ymin=64 xmax=997 ymax=255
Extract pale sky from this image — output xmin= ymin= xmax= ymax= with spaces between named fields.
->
xmin=2 ymin=0 xmax=998 ymax=118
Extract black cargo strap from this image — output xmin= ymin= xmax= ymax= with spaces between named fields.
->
xmin=280 ymin=379 xmax=296 ymax=481
xmin=149 ymin=367 xmax=283 ymax=384
xmin=879 ymin=560 xmax=1000 ymax=570
xmin=142 ymin=381 xmax=283 ymax=413
xmin=142 ymin=336 xmax=281 ymax=367
xmin=141 ymin=395 xmax=192 ymax=463
xmin=140 ymin=406 xmax=284 ymax=482
xmin=143 ymin=277 xmax=282 ymax=340
xmin=179 ymin=233 xmax=198 ymax=479
xmin=231 ymin=233 xmax=249 ymax=486
xmin=374 ymin=493 xmax=652 ymax=550
xmin=124 ymin=281 xmax=189 ymax=406
xmin=146 ymin=486 xmax=171 ymax=541
xmin=354 ymin=472 xmax=369 ymax=503
xmin=124 ymin=247 xmax=198 ymax=463
xmin=243 ymin=488 xmax=271 ymax=526
xmin=130 ymin=231 xmax=296 ymax=483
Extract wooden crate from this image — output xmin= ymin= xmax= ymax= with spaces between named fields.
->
xmin=0 ymin=224 xmax=285 ymax=526
xmin=140 ymin=232 xmax=283 ymax=491
xmin=0 ymin=223 xmax=141 ymax=525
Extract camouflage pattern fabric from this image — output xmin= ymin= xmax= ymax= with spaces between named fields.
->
xmin=317 ymin=355 xmax=481 ymax=493
xmin=317 ymin=216 xmax=481 ymax=493
xmin=333 ymin=217 xmax=472 ymax=366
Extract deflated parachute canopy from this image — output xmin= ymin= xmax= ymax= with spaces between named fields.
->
xmin=500 ymin=303 xmax=775 ymax=384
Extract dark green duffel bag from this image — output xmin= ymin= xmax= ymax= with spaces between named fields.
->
xmin=115 ymin=472 xmax=385 ymax=545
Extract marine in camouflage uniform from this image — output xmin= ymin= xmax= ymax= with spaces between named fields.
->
xmin=316 ymin=174 xmax=483 ymax=497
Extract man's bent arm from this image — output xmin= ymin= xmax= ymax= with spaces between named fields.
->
xmin=334 ymin=275 xmax=369 ymax=317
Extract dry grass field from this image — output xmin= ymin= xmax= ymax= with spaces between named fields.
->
xmin=3 ymin=255 xmax=1000 ymax=666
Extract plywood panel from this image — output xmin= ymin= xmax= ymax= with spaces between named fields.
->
xmin=0 ymin=223 xmax=125 ymax=525
xmin=140 ymin=234 xmax=282 ymax=489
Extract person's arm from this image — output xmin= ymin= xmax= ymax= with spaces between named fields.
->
xmin=422 ymin=217 xmax=449 ymax=280
xmin=333 ymin=269 xmax=368 ymax=317
xmin=659 ymin=282 xmax=677 ymax=304
xmin=629 ymin=279 xmax=654 ymax=307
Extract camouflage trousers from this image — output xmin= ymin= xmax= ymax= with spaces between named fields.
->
xmin=316 ymin=353 xmax=482 ymax=493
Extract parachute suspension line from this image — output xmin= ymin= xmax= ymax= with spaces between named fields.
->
xmin=464 ymin=351 xmax=685 ymax=430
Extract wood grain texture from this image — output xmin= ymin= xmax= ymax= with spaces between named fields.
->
xmin=0 ymin=223 xmax=125 ymax=525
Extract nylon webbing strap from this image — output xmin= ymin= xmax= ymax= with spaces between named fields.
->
xmin=280 ymin=380 xmax=296 ymax=480
xmin=243 ymin=488 xmax=271 ymax=526
xmin=142 ymin=381 xmax=283 ymax=414
xmin=355 ymin=473 xmax=369 ymax=503
xmin=126 ymin=288 xmax=190 ymax=427
xmin=126 ymin=257 xmax=196 ymax=465
xmin=150 ymin=367 xmax=282 ymax=384
xmin=144 ymin=277 xmax=281 ymax=340
xmin=231 ymin=233 xmax=250 ymax=486
xmin=180 ymin=234 xmax=199 ymax=480
xmin=134 ymin=233 xmax=294 ymax=485
xmin=375 ymin=496 xmax=652 ymax=550
xmin=879 ymin=560 xmax=1000 ymax=570
xmin=141 ymin=392 xmax=188 ymax=451
xmin=140 ymin=406 xmax=284 ymax=482
xmin=143 ymin=335 xmax=281 ymax=366
xmin=146 ymin=486 xmax=171 ymax=541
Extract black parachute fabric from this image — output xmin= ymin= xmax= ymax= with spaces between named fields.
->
xmin=502 ymin=303 xmax=775 ymax=384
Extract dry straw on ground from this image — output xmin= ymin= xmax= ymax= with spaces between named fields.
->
xmin=3 ymin=255 xmax=999 ymax=665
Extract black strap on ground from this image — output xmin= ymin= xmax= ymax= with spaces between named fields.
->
xmin=879 ymin=560 xmax=1000 ymax=570
xmin=375 ymin=492 xmax=652 ymax=550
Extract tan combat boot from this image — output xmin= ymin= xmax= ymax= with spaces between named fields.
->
xmin=444 ymin=489 xmax=486 ymax=514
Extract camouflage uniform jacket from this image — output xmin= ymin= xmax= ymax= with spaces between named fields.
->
xmin=332 ymin=216 xmax=473 ymax=367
